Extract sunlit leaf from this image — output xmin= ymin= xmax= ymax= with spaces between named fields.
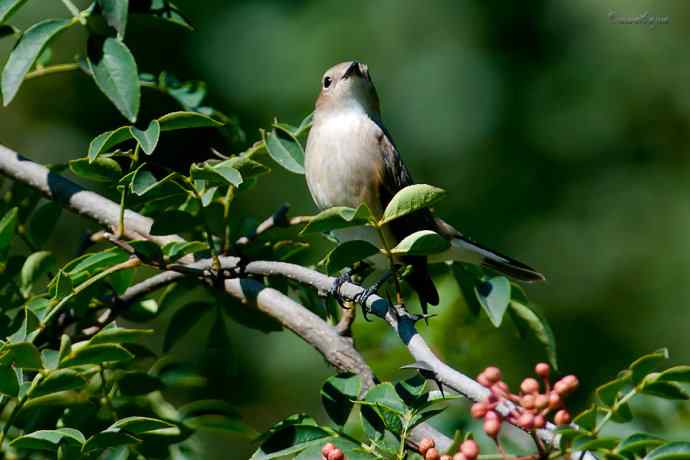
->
xmin=97 ymin=0 xmax=128 ymax=38
xmin=69 ymin=157 xmax=123 ymax=182
xmin=646 ymin=442 xmax=690 ymax=460
xmin=380 ymin=184 xmax=446 ymax=225
xmin=130 ymin=119 xmax=160 ymax=155
xmin=10 ymin=428 xmax=85 ymax=451
xmin=88 ymin=126 xmax=133 ymax=161
xmin=264 ymin=126 xmax=304 ymax=174
xmin=300 ymin=205 xmax=372 ymax=235
xmin=32 ymin=369 xmax=86 ymax=397
xmin=390 ymin=230 xmax=450 ymax=256
xmin=630 ymin=348 xmax=669 ymax=386
xmin=157 ymin=111 xmax=223 ymax=130
xmin=321 ymin=373 xmax=361 ymax=428
xmin=617 ymin=433 xmax=665 ymax=455
xmin=319 ymin=240 xmax=380 ymax=275
xmin=60 ymin=344 xmax=134 ymax=367
xmin=20 ymin=250 xmax=56 ymax=296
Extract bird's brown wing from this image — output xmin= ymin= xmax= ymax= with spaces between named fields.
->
xmin=373 ymin=119 xmax=440 ymax=310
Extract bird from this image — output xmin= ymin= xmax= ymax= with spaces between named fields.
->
xmin=304 ymin=61 xmax=544 ymax=312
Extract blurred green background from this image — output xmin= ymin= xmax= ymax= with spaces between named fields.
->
xmin=2 ymin=0 xmax=690 ymax=457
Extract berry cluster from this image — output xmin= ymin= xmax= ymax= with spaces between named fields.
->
xmin=471 ymin=363 xmax=578 ymax=438
xmin=321 ymin=443 xmax=344 ymax=460
xmin=418 ymin=437 xmax=479 ymax=460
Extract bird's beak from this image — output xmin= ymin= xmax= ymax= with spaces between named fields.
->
xmin=343 ymin=61 xmax=363 ymax=79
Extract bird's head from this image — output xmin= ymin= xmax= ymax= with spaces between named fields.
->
xmin=315 ymin=61 xmax=380 ymax=117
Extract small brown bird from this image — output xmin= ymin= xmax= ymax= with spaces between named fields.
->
xmin=305 ymin=61 xmax=543 ymax=310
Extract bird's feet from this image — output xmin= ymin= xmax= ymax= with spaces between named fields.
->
xmin=352 ymin=271 xmax=392 ymax=321
xmin=329 ymin=268 xmax=355 ymax=309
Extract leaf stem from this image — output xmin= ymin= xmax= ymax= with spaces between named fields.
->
xmin=117 ymin=186 xmax=127 ymax=239
xmin=0 ymin=373 xmax=44 ymax=447
xmin=222 ymin=185 xmax=236 ymax=254
xmin=592 ymin=388 xmax=637 ymax=435
xmin=24 ymin=63 xmax=81 ymax=81
xmin=59 ymin=0 xmax=85 ymax=23
xmin=373 ymin=222 xmax=403 ymax=303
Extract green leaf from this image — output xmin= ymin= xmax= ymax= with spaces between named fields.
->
xmin=264 ymin=127 xmax=304 ymax=174
xmin=157 ymin=111 xmax=223 ymax=130
xmin=0 ymin=342 xmax=42 ymax=369
xmin=130 ymin=168 xmax=157 ymax=196
xmin=60 ymin=343 xmax=134 ymax=367
xmin=223 ymin=156 xmax=270 ymax=179
xmin=251 ymin=414 xmax=329 ymax=460
xmin=117 ymin=371 xmax=161 ymax=396
xmin=646 ymin=442 xmax=690 ymax=460
xmin=451 ymin=263 xmax=482 ymax=315
xmin=51 ymin=270 xmax=73 ymax=298
xmin=164 ymin=302 xmax=213 ymax=351
xmin=380 ymin=184 xmax=447 ymax=225
xmin=572 ymin=435 xmax=618 ymax=452
xmin=0 ymin=24 xmax=17 ymax=40
xmin=658 ymin=365 xmax=690 ymax=383
xmin=130 ymin=119 xmax=160 ymax=155
xmin=89 ymin=326 xmax=153 ymax=345
xmin=10 ymin=428 xmax=85 ymax=451
xmin=474 ymin=276 xmax=510 ymax=327
xmin=2 ymin=19 xmax=72 ymax=105
xmin=390 ymin=230 xmax=450 ymax=256
xmin=180 ymin=400 xmax=254 ymax=435
xmin=641 ymin=381 xmax=689 ymax=400
xmin=319 ymin=240 xmax=380 ymax=275
xmin=361 ymin=382 xmax=406 ymax=435
xmin=190 ymin=162 xmax=242 ymax=186
xmin=321 ymin=373 xmax=361 ymax=428
xmin=109 ymin=416 xmax=175 ymax=434
xmin=32 ymin=369 xmax=86 ymax=397
xmin=128 ymin=240 xmax=163 ymax=264
xmin=88 ymin=126 xmax=132 ymax=161
xmin=150 ymin=210 xmax=198 ymax=236
xmin=27 ymin=201 xmax=62 ymax=247
xmin=109 ymin=266 xmax=134 ymax=295
xmin=0 ymin=0 xmax=28 ymax=23
xmin=509 ymin=296 xmax=558 ymax=370
xmin=88 ymin=37 xmax=140 ymax=122
xmin=617 ymin=433 xmax=665 ymax=455
xmin=630 ymin=348 xmax=669 ymax=386
xmin=8 ymin=308 xmax=39 ymax=342
xmin=0 ymin=365 xmax=18 ymax=396
xmin=138 ymin=0 xmax=193 ymax=30
xmin=0 ymin=206 xmax=18 ymax=257
xmin=163 ymin=241 xmax=208 ymax=261
xmin=69 ymin=156 xmax=123 ymax=182
xmin=82 ymin=429 xmax=140 ymax=454
xmin=596 ymin=373 xmax=631 ymax=407
xmin=97 ymin=0 xmax=128 ymax=38
xmin=300 ymin=205 xmax=372 ymax=235
xmin=20 ymin=250 xmax=56 ymax=296
xmin=572 ymin=405 xmax=597 ymax=432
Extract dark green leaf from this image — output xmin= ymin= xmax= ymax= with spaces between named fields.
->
xmin=51 ymin=270 xmax=73 ymax=298
xmin=475 ymin=276 xmax=510 ymax=327
xmin=391 ymin=230 xmax=450 ymax=256
xmin=572 ymin=405 xmax=597 ymax=432
xmin=0 ymin=342 xmax=42 ymax=369
xmin=164 ymin=302 xmax=212 ymax=351
xmin=610 ymin=401 xmax=633 ymax=423
xmin=617 ymin=433 xmax=665 ymax=455
xmin=0 ymin=206 xmax=18 ymax=257
xmin=572 ymin=435 xmax=618 ymax=452
xmin=136 ymin=0 xmax=193 ymax=30
xmin=646 ymin=442 xmax=690 ymax=460
xmin=180 ymin=400 xmax=254 ymax=435
xmin=641 ymin=381 xmax=689 ymax=400
xmin=60 ymin=343 xmax=134 ymax=367
xmin=88 ymin=37 xmax=140 ymax=122
xmin=264 ymin=127 xmax=304 ymax=174
xmin=27 ymin=201 xmax=62 ymax=247
xmin=88 ymin=126 xmax=132 ymax=161
xmin=630 ymin=348 xmax=668 ymax=386
xmin=251 ymin=414 xmax=329 ymax=460
xmin=130 ymin=119 xmax=160 ymax=155
xmin=69 ymin=156 xmax=123 ymax=182
xmin=0 ymin=0 xmax=28 ymax=23
xmin=8 ymin=308 xmax=39 ymax=342
xmin=362 ymin=382 xmax=406 ymax=435
xmin=300 ymin=205 xmax=372 ymax=235
xmin=97 ymin=0 xmax=128 ymax=38
xmin=109 ymin=266 xmax=134 ymax=295
xmin=157 ymin=111 xmax=223 ymax=130
xmin=0 ymin=365 xmax=18 ymax=396
xmin=82 ymin=429 xmax=140 ymax=454
xmin=509 ymin=296 xmax=558 ymax=370
xmin=596 ymin=373 xmax=630 ymax=407
xmin=10 ymin=428 xmax=85 ymax=451
xmin=451 ymin=263 xmax=482 ymax=315
xmin=129 ymin=240 xmax=163 ymax=263
xmin=658 ymin=365 xmax=690 ymax=383
xmin=0 ymin=24 xmax=17 ymax=39
xmin=321 ymin=373 xmax=361 ymax=428
xmin=223 ymin=156 xmax=270 ymax=179
xmin=20 ymin=250 xmax=56 ymax=296
xmin=89 ymin=326 xmax=153 ymax=345
xmin=150 ymin=210 xmax=198 ymax=235
xmin=2 ymin=19 xmax=72 ymax=105
xmin=380 ymin=184 xmax=446 ymax=225
xmin=32 ymin=369 xmax=86 ymax=397
xmin=130 ymin=168 xmax=157 ymax=196
xmin=110 ymin=416 xmax=175 ymax=434
xmin=163 ymin=241 xmax=208 ymax=261
xmin=319 ymin=240 xmax=380 ymax=275
xmin=117 ymin=371 xmax=161 ymax=396
xmin=190 ymin=162 xmax=242 ymax=186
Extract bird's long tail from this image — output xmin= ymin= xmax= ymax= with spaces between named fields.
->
xmin=429 ymin=236 xmax=545 ymax=282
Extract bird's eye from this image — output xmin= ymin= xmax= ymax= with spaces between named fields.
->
xmin=323 ymin=76 xmax=332 ymax=89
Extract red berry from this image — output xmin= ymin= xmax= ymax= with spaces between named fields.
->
xmin=453 ymin=454 xmax=467 ymax=460
xmin=440 ymin=456 xmax=452 ymax=460
xmin=521 ymin=378 xmax=540 ymax=394
xmin=554 ymin=409 xmax=571 ymax=425
xmin=426 ymin=447 xmax=440 ymax=460
xmin=419 ymin=438 xmax=435 ymax=455
xmin=328 ymin=448 xmax=345 ymax=460
xmin=484 ymin=366 xmax=502 ymax=383
xmin=484 ymin=418 xmax=501 ymax=438
xmin=563 ymin=375 xmax=579 ymax=390
xmin=471 ymin=402 xmax=488 ymax=418
xmin=521 ymin=394 xmax=535 ymax=410
xmin=548 ymin=392 xmax=561 ymax=409
xmin=553 ymin=381 xmax=569 ymax=396
xmin=535 ymin=363 xmax=550 ymax=378
xmin=485 ymin=410 xmax=500 ymax=421
xmin=491 ymin=383 xmax=508 ymax=398
xmin=535 ymin=394 xmax=549 ymax=410
xmin=322 ymin=443 xmax=335 ymax=456
xmin=518 ymin=412 xmax=534 ymax=430
xmin=533 ymin=414 xmax=546 ymax=429
xmin=477 ymin=373 xmax=491 ymax=387
xmin=460 ymin=439 xmax=480 ymax=460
